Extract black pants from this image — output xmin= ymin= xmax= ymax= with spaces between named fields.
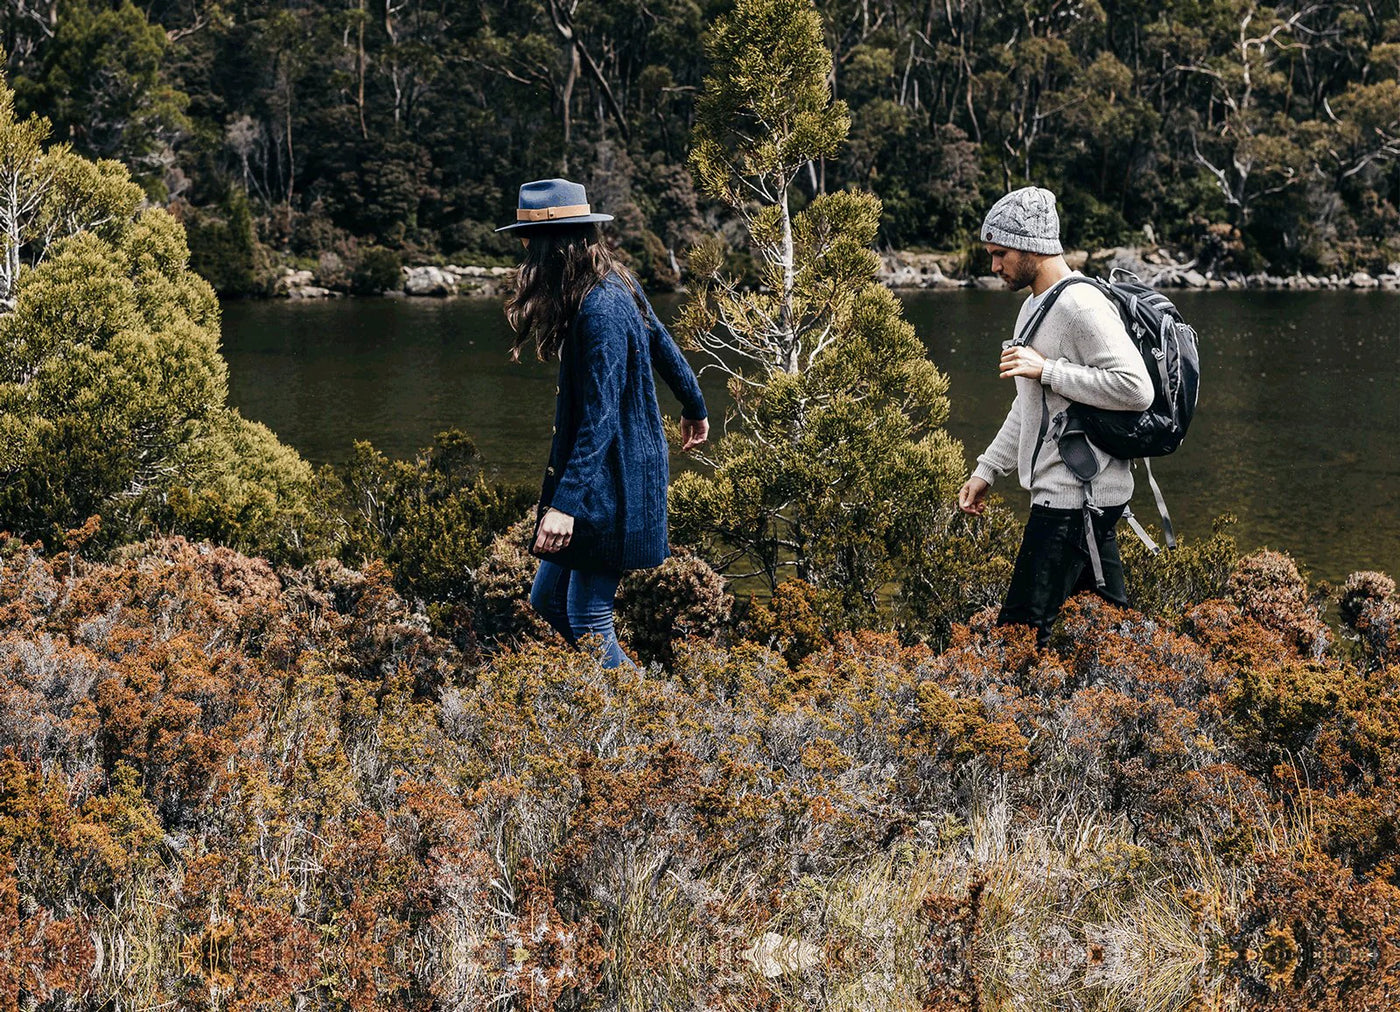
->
xmin=997 ymin=502 xmax=1129 ymax=647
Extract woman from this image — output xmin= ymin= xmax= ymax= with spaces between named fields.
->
xmin=498 ymin=178 xmax=709 ymax=668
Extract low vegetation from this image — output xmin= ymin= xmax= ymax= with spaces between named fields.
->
xmin=0 ymin=525 xmax=1396 ymax=1010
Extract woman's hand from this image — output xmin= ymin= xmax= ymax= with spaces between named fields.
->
xmin=680 ymin=417 xmax=709 ymax=451
xmin=534 ymin=508 xmax=574 ymax=554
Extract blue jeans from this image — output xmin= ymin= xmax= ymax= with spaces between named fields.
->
xmin=529 ymin=560 xmax=633 ymax=669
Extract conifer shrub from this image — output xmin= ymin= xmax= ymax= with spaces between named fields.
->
xmin=181 ymin=187 xmax=269 ymax=296
xmin=1339 ymin=570 xmax=1399 ymax=666
xmin=614 ymin=547 xmax=733 ymax=667
xmin=350 ymin=245 xmax=403 ymax=295
xmin=668 ymin=0 xmax=967 ymax=632
xmin=472 ymin=513 xmax=556 ymax=649
xmin=334 ymin=431 xmax=534 ymax=607
xmin=743 ymin=577 xmax=833 ymax=665
xmin=1121 ymin=513 xmax=1239 ymax=624
xmin=0 ymin=75 xmax=332 ymax=564
xmin=893 ymin=500 xmax=1020 ymax=646
xmin=1227 ymin=549 xmax=1330 ymax=658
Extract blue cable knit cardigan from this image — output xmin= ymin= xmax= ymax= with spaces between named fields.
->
xmin=538 ymin=274 xmax=707 ymax=573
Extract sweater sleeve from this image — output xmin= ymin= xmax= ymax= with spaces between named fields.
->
xmin=643 ymin=299 xmax=707 ymax=420
xmin=548 ymin=303 xmax=625 ymax=519
xmin=1039 ymin=301 xmax=1154 ymax=411
xmin=973 ymin=397 xmax=1022 ymax=486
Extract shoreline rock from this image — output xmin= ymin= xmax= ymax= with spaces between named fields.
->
xmin=875 ymin=248 xmax=1400 ymax=293
xmin=268 ymin=252 xmax=1399 ymax=299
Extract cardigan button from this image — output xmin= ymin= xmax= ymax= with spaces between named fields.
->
xmin=546 ymin=466 xmax=555 ymax=475
xmin=554 ymin=385 xmax=560 ymax=395
xmin=551 ymin=425 xmax=557 ymax=434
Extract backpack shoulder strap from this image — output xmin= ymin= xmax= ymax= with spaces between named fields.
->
xmin=1012 ymin=275 xmax=1099 ymax=347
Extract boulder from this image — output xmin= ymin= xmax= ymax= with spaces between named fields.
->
xmin=1063 ymin=249 xmax=1089 ymax=271
xmin=882 ymin=265 xmax=923 ymax=288
xmin=1181 ymin=269 xmax=1208 ymax=288
xmin=273 ymin=268 xmax=316 ymax=295
xmin=1350 ymin=271 xmax=1378 ymax=289
xmin=403 ymin=265 xmax=457 ymax=297
xmin=455 ymin=276 xmax=504 ymax=298
xmin=973 ymin=275 xmax=1004 ymax=290
xmin=1089 ymin=246 xmax=1151 ymax=277
xmin=286 ymin=285 xmax=336 ymax=299
xmin=879 ymin=251 xmax=961 ymax=289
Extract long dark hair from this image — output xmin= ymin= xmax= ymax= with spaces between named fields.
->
xmin=504 ymin=224 xmax=638 ymax=361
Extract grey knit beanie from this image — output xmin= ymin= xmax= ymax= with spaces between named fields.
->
xmin=981 ymin=186 xmax=1063 ymax=255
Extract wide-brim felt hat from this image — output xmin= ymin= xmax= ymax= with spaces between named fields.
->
xmin=495 ymin=178 xmax=614 ymax=232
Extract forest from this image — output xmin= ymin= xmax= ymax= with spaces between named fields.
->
xmin=3 ymin=0 xmax=1398 ymax=293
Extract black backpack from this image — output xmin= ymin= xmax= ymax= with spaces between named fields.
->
xmin=1014 ymin=271 xmax=1201 ymax=581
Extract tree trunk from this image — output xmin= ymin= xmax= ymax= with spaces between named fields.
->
xmin=561 ymin=42 xmax=579 ymax=171
xmin=356 ymin=0 xmax=368 ymax=140
xmin=779 ymin=175 xmax=797 ymax=373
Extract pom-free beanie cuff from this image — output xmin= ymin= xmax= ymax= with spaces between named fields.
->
xmin=980 ymin=222 xmax=1064 ymax=256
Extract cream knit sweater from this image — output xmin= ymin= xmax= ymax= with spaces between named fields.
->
xmin=972 ymin=274 xmax=1154 ymax=509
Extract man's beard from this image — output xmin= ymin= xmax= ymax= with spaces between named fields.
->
xmin=1002 ymin=264 xmax=1035 ymax=291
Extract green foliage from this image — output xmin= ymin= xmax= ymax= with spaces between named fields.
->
xmin=690 ymin=0 xmax=849 ymax=202
xmin=671 ymin=1 xmax=970 ymax=633
xmin=350 ymin=245 xmax=403 ymax=295
xmin=183 ymin=187 xmax=267 ymax=296
xmin=14 ymin=0 xmax=187 ymax=193
xmin=894 ymin=501 xmax=1021 ymax=646
xmin=334 ymin=430 xmax=535 ymax=606
xmin=615 ymin=547 xmax=734 ymax=667
xmin=0 ymin=0 xmax=1388 ymax=280
xmin=0 ymin=75 xmax=331 ymax=564
xmin=1122 ymin=513 xmax=1241 ymax=624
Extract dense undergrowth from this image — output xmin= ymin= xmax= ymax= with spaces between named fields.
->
xmin=0 ymin=518 xmax=1396 ymax=1011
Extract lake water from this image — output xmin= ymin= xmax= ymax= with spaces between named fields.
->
xmin=219 ymin=291 xmax=1400 ymax=585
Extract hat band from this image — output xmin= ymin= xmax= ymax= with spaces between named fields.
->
xmin=517 ymin=203 xmax=591 ymax=222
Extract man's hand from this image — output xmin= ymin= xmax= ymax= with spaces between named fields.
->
xmin=958 ymin=476 xmax=990 ymax=516
xmin=1000 ymin=344 xmax=1046 ymax=380
xmin=534 ymin=507 xmax=574 ymax=554
xmin=680 ymin=417 xmax=709 ymax=451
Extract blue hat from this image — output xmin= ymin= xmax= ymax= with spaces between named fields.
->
xmin=495 ymin=178 xmax=614 ymax=232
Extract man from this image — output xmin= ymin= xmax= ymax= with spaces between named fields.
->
xmin=957 ymin=186 xmax=1154 ymax=646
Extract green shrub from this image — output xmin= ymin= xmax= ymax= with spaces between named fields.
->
xmin=333 ymin=430 xmax=534 ymax=606
xmin=183 ymin=187 xmax=269 ymax=296
xmin=351 ymin=245 xmax=403 ymax=295
xmin=472 ymin=512 xmax=554 ymax=648
xmin=615 ymin=547 xmax=732 ymax=667
xmin=1121 ymin=513 xmax=1239 ymax=624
